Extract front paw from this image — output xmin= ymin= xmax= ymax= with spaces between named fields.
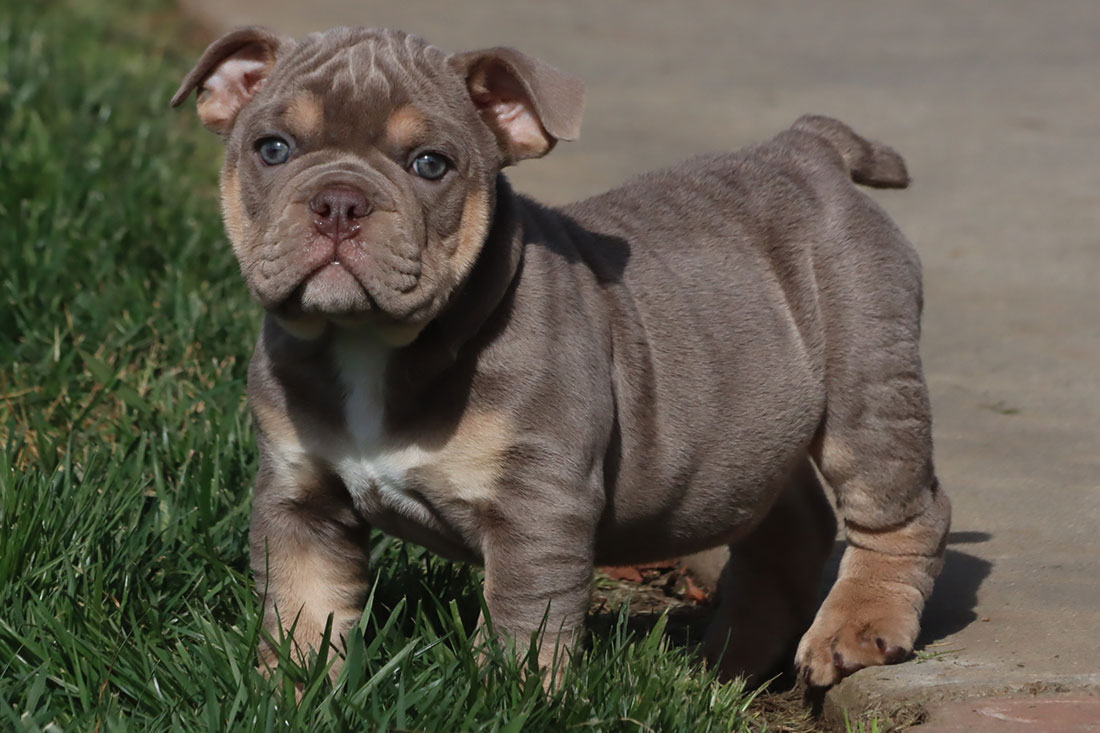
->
xmin=794 ymin=578 xmax=920 ymax=688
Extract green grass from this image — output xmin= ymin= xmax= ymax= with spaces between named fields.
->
xmin=0 ymin=1 xmax=765 ymax=729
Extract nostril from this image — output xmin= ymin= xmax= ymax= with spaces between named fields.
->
xmin=346 ymin=200 xmax=372 ymax=220
xmin=309 ymin=189 xmax=336 ymax=220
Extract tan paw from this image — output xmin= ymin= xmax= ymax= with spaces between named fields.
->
xmin=794 ymin=579 xmax=920 ymax=688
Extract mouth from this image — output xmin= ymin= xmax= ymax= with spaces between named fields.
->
xmin=307 ymin=254 xmax=342 ymax=275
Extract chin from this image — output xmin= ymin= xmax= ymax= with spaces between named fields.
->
xmin=264 ymin=264 xmax=433 ymax=346
xmin=297 ymin=263 xmax=373 ymax=315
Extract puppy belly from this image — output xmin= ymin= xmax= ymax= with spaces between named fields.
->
xmin=367 ymin=506 xmax=480 ymax=564
xmin=594 ymin=479 xmax=786 ymax=566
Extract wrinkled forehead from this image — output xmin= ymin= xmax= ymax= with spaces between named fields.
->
xmin=251 ymin=28 xmax=469 ymax=144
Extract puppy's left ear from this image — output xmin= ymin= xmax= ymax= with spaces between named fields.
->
xmin=171 ymin=26 xmax=291 ymax=135
xmin=451 ymin=47 xmax=584 ymax=165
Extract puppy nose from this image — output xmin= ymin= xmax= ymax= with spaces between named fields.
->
xmin=309 ymin=186 xmax=371 ymax=243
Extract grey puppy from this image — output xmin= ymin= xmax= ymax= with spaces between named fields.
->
xmin=173 ymin=26 xmax=950 ymax=688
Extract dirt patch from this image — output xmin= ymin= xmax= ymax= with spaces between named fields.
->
xmin=588 ymin=562 xmax=714 ymax=647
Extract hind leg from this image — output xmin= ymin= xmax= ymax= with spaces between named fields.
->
xmin=704 ymin=458 xmax=837 ymax=685
xmin=795 ymin=473 xmax=949 ymax=686
xmin=795 ymin=484 xmax=949 ymax=686
xmin=794 ymin=238 xmax=951 ymax=687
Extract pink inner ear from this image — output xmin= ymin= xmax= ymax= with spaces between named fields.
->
xmin=469 ymin=66 xmax=553 ymax=162
xmin=485 ymin=97 xmax=550 ymax=158
xmin=197 ymin=57 xmax=270 ymax=132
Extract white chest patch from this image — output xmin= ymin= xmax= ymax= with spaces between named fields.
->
xmin=329 ymin=334 xmax=422 ymax=514
xmin=331 ymin=334 xmax=389 ymax=447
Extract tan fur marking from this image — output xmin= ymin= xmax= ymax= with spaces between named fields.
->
xmin=260 ymin=538 xmax=364 ymax=674
xmin=220 ymin=167 xmax=247 ymax=252
xmin=418 ymin=410 xmax=511 ymax=502
xmin=279 ymin=548 xmax=361 ymax=624
xmin=449 ymin=187 xmax=491 ymax=281
xmin=795 ymin=489 xmax=950 ymax=686
xmin=365 ymin=410 xmax=512 ymax=506
xmin=284 ymin=92 xmax=324 ymax=137
xmin=385 ymin=104 xmax=428 ymax=149
xmin=252 ymin=399 xmax=305 ymax=458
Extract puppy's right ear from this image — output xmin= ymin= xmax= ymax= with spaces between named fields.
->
xmin=171 ymin=26 xmax=290 ymax=135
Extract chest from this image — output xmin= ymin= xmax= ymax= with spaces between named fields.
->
xmin=322 ymin=335 xmax=508 ymax=556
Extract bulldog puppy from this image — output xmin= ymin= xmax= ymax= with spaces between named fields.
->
xmin=172 ymin=26 xmax=950 ymax=689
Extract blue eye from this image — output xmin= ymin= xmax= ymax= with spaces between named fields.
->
xmin=256 ymin=136 xmax=291 ymax=165
xmin=411 ymin=153 xmax=450 ymax=180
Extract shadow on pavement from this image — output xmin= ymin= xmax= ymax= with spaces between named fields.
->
xmin=918 ymin=531 xmax=993 ymax=646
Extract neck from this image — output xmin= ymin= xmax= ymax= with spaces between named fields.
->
xmin=385 ymin=173 xmax=525 ymax=393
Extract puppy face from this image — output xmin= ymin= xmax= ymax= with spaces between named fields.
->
xmin=173 ymin=27 xmax=584 ymax=336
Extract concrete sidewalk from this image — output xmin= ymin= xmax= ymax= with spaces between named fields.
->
xmin=181 ymin=0 xmax=1100 ymax=724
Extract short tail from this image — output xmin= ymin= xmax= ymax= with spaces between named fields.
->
xmin=791 ymin=115 xmax=909 ymax=189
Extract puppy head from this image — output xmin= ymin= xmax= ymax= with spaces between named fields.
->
xmin=172 ymin=27 xmax=583 ymax=339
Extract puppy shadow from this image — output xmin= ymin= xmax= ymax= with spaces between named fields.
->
xmin=919 ymin=531 xmax=994 ymax=645
xmin=821 ymin=530 xmax=994 ymax=646
xmin=524 ymin=199 xmax=633 ymax=285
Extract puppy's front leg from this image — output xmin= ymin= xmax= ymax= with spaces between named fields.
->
xmin=479 ymin=478 xmax=597 ymax=682
xmin=251 ymin=451 xmax=372 ymax=680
